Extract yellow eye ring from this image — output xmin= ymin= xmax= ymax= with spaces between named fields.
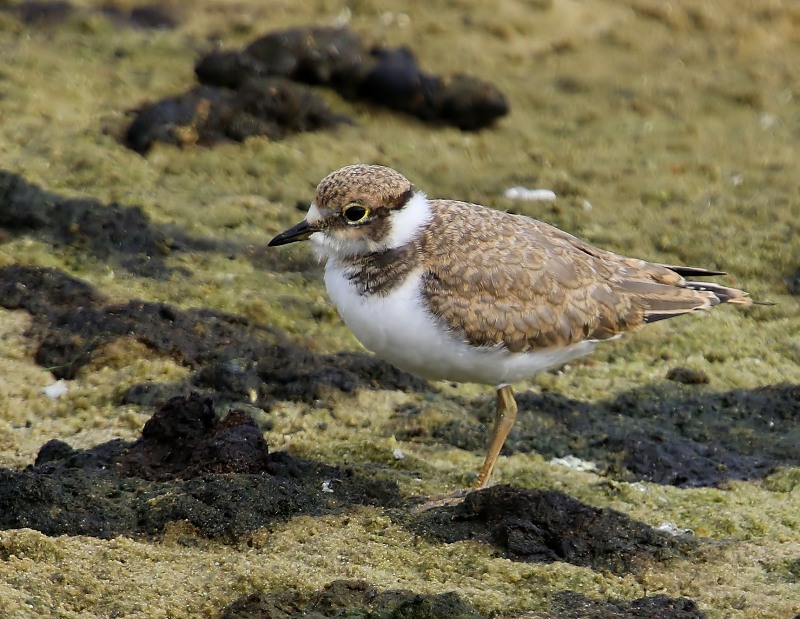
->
xmin=342 ymin=204 xmax=369 ymax=223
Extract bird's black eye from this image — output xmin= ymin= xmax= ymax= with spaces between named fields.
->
xmin=342 ymin=204 xmax=369 ymax=223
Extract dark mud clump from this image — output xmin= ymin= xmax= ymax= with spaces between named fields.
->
xmin=786 ymin=268 xmax=800 ymax=295
xmin=127 ymin=25 xmax=508 ymax=153
xmin=666 ymin=367 xmax=710 ymax=385
xmin=0 ymin=263 xmax=283 ymax=379
xmin=218 ymin=580 xmax=706 ymax=619
xmin=357 ymin=46 xmax=509 ymax=131
xmin=231 ymin=27 xmax=367 ymax=88
xmin=411 ymin=485 xmax=694 ymax=576
xmin=220 ymin=580 xmax=486 ymax=619
xmin=125 ymin=80 xmax=344 ymax=154
xmin=550 ymin=591 xmax=706 ymax=619
xmin=0 ymin=171 xmax=227 ymax=278
xmin=106 ymin=5 xmax=179 ymax=30
xmin=0 ymin=262 xmax=105 ymax=316
xmin=118 ymin=394 xmax=271 ymax=480
xmin=197 ymin=26 xmax=509 ymax=132
xmin=11 ymin=0 xmax=74 ymax=25
xmin=7 ymin=1 xmax=179 ymax=29
xmin=0 ymin=395 xmax=401 ymax=540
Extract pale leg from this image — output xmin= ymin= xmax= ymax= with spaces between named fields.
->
xmin=474 ymin=384 xmax=518 ymax=489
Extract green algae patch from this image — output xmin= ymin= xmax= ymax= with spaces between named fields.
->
xmin=1 ymin=0 xmax=800 ymax=618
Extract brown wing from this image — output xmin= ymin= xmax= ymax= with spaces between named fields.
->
xmin=419 ymin=200 xmax=748 ymax=353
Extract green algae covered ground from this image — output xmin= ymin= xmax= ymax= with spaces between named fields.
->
xmin=0 ymin=1 xmax=799 ymax=617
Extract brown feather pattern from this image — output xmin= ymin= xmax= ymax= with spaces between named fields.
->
xmin=413 ymin=200 xmax=750 ymax=351
xmin=311 ymin=165 xmax=751 ymax=354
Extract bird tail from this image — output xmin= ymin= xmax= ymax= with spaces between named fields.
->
xmin=656 ymin=263 xmax=753 ymax=307
xmin=633 ymin=265 xmax=752 ymax=324
xmin=684 ymin=281 xmax=752 ymax=307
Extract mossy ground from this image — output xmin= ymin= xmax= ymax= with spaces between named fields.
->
xmin=1 ymin=1 xmax=799 ymax=617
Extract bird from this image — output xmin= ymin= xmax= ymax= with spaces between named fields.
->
xmin=268 ymin=164 xmax=751 ymax=489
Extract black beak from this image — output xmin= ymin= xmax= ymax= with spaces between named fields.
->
xmin=268 ymin=220 xmax=314 ymax=246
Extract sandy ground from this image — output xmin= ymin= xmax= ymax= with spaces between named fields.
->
xmin=0 ymin=0 xmax=799 ymax=617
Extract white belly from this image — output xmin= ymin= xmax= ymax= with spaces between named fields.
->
xmin=324 ymin=264 xmax=598 ymax=385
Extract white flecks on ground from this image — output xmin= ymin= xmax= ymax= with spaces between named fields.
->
xmin=548 ymin=454 xmax=598 ymax=472
xmin=655 ymin=522 xmax=695 ymax=537
xmin=503 ymin=186 xmax=557 ymax=202
xmin=43 ymin=380 xmax=69 ymax=399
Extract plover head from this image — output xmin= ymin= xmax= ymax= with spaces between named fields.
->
xmin=268 ymin=164 xmax=432 ymax=259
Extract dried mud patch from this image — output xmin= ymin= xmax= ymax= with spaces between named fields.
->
xmin=410 ymin=485 xmax=695 ymax=576
xmin=2 ymin=0 xmax=799 ymax=617
xmin=0 ymin=394 xmax=400 ymax=540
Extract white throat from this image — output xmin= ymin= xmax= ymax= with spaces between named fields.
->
xmin=310 ymin=192 xmax=432 ymax=262
xmin=384 ymin=191 xmax=432 ymax=249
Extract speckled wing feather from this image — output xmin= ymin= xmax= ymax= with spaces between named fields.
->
xmin=419 ymin=201 xmax=748 ymax=353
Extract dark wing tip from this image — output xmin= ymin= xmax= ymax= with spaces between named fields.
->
xmin=659 ymin=264 xmax=727 ymax=277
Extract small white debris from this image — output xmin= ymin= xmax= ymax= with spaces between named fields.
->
xmin=655 ymin=522 xmax=694 ymax=537
xmin=334 ymin=7 xmax=351 ymax=26
xmin=392 ymin=448 xmax=405 ymax=460
xmin=759 ymin=113 xmax=778 ymax=130
xmin=581 ymin=199 xmax=593 ymax=211
xmin=379 ymin=11 xmax=411 ymax=27
xmin=548 ymin=455 xmax=598 ymax=472
xmin=322 ymin=480 xmax=334 ymax=493
xmin=43 ymin=380 xmax=69 ymax=400
xmin=504 ymin=186 xmax=557 ymax=202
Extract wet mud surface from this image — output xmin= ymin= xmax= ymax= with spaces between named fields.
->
xmin=396 ymin=385 xmax=799 ymax=488
xmin=0 ymin=220 xmax=797 ymax=616
xmin=220 ymin=580 xmax=706 ymax=619
xmin=6 ymin=1 xmax=178 ymax=29
xmin=220 ymin=580 xmax=486 ymax=619
xmin=549 ymin=591 xmax=706 ymax=619
xmin=2 ymin=0 xmax=800 ymax=617
xmin=3 ymin=262 xmax=796 ymax=489
xmin=0 ymin=264 xmax=426 ymax=401
xmin=0 ymin=170 xmax=228 ymax=278
xmin=0 ymin=387 xmax=694 ymax=586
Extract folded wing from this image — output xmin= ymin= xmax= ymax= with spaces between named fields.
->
xmin=420 ymin=201 xmax=750 ymax=353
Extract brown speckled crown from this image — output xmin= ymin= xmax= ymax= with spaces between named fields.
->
xmin=315 ymin=164 xmax=414 ymax=212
